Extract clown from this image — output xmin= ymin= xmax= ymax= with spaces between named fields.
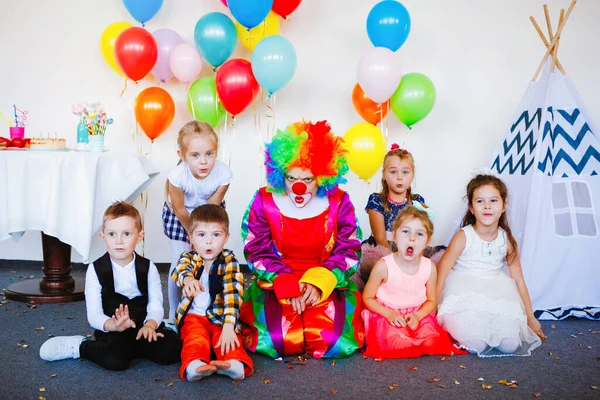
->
xmin=240 ymin=120 xmax=364 ymax=359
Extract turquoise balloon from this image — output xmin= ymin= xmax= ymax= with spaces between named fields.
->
xmin=251 ymin=36 xmax=297 ymax=96
xmin=187 ymin=77 xmax=226 ymax=128
xmin=390 ymin=72 xmax=436 ymax=128
xmin=194 ymin=13 xmax=237 ymax=68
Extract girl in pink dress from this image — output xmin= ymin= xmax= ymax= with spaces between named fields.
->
xmin=362 ymin=206 xmax=466 ymax=359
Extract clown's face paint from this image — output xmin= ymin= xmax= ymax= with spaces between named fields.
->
xmin=285 ymin=167 xmax=317 ymax=208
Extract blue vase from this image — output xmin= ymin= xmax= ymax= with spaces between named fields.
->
xmin=77 ymin=122 xmax=88 ymax=143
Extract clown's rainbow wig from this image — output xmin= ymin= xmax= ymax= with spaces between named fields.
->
xmin=264 ymin=120 xmax=349 ymax=196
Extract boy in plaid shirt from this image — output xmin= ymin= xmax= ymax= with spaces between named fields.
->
xmin=172 ymin=204 xmax=253 ymax=382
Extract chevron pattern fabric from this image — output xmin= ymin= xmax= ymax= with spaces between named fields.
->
xmin=492 ymin=107 xmax=600 ymax=178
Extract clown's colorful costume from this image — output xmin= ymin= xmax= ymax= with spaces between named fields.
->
xmin=240 ymin=121 xmax=365 ymax=359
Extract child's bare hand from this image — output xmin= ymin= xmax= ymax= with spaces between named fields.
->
xmin=216 ymin=323 xmax=240 ymax=356
xmin=386 ymin=311 xmax=407 ymax=327
xmin=136 ymin=324 xmax=164 ymax=342
xmin=112 ymin=304 xmax=136 ymax=332
xmin=405 ymin=313 xmax=420 ymax=330
xmin=528 ymin=317 xmax=546 ymax=340
xmin=183 ymin=277 xmax=205 ymax=297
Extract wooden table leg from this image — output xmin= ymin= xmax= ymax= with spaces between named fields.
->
xmin=5 ymin=232 xmax=85 ymax=303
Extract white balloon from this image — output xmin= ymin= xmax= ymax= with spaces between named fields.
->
xmin=357 ymin=47 xmax=402 ymax=104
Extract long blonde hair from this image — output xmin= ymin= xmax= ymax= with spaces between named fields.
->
xmin=164 ymin=121 xmax=219 ymax=203
xmin=379 ymin=147 xmax=419 ymax=214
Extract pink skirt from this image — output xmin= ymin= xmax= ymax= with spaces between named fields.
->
xmin=362 ymin=305 xmax=466 ymax=359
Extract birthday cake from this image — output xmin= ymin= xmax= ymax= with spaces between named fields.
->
xmin=30 ymin=137 xmax=66 ymax=150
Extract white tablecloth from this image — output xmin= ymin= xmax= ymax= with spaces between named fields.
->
xmin=0 ymin=151 xmax=159 ymax=263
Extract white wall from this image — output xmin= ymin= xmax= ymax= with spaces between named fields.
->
xmin=1 ymin=0 xmax=599 ymax=263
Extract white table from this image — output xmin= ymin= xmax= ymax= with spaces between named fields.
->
xmin=0 ymin=150 xmax=159 ymax=303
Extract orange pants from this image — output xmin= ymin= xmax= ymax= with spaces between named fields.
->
xmin=179 ymin=314 xmax=253 ymax=380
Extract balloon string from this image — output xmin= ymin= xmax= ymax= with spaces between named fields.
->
xmin=119 ymin=77 xmax=128 ymax=98
xmin=229 ymin=122 xmax=235 ymax=168
xmin=257 ymin=90 xmax=265 ymax=187
xmin=222 ymin=113 xmax=228 ymax=161
xmin=189 ymin=90 xmax=197 ymax=119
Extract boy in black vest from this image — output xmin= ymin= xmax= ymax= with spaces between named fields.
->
xmin=173 ymin=204 xmax=253 ymax=381
xmin=40 ymin=201 xmax=181 ymax=370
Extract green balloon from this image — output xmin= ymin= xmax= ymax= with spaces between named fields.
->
xmin=187 ymin=77 xmax=226 ymax=128
xmin=390 ymin=72 xmax=436 ymax=128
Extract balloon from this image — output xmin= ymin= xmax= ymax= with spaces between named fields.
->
xmin=114 ymin=27 xmax=158 ymax=82
xmin=220 ymin=0 xmax=228 ymax=5
xmin=235 ymin=11 xmax=279 ymax=51
xmin=251 ymin=35 xmax=296 ymax=95
xmin=352 ymin=83 xmax=389 ymax=125
xmin=367 ymin=1 xmax=411 ymax=51
xmin=152 ymin=29 xmax=183 ymax=82
xmin=100 ymin=21 xmax=133 ymax=77
xmin=357 ymin=47 xmax=402 ymax=103
xmin=228 ymin=0 xmax=273 ymax=29
xmin=216 ymin=58 xmax=260 ymax=117
xmin=169 ymin=43 xmax=203 ymax=84
xmin=122 ymin=0 xmax=163 ymax=25
xmin=135 ymin=87 xmax=175 ymax=142
xmin=194 ymin=13 xmax=237 ymax=68
xmin=344 ymin=122 xmax=386 ymax=181
xmin=187 ymin=77 xmax=226 ymax=128
xmin=272 ymin=0 xmax=302 ymax=19
xmin=390 ymin=72 xmax=436 ymax=128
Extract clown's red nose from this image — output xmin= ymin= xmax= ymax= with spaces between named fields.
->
xmin=292 ymin=181 xmax=307 ymax=195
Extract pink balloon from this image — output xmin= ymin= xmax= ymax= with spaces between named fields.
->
xmin=220 ymin=0 xmax=228 ymax=5
xmin=169 ymin=43 xmax=204 ymax=84
xmin=152 ymin=29 xmax=183 ymax=82
xmin=357 ymin=47 xmax=402 ymax=104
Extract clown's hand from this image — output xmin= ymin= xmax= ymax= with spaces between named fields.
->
xmin=300 ymin=283 xmax=321 ymax=307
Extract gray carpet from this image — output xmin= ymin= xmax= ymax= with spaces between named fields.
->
xmin=1 ymin=260 xmax=599 ymax=400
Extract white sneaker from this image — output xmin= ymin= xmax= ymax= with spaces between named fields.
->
xmin=40 ymin=335 xmax=85 ymax=361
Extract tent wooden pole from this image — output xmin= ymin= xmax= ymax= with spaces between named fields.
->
xmin=543 ymin=4 xmax=553 ymax=40
xmin=532 ymin=0 xmax=576 ymax=81
xmin=552 ymin=9 xmax=565 ymax=74
xmin=530 ymin=17 xmax=566 ymax=74
xmin=542 ymin=4 xmax=557 ymax=72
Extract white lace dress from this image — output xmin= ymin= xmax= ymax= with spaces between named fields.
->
xmin=437 ymin=225 xmax=542 ymax=357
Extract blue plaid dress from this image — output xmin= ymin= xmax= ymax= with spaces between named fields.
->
xmin=162 ymin=203 xmax=189 ymax=243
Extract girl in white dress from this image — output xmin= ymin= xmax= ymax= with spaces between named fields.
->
xmin=436 ymin=174 xmax=546 ymax=357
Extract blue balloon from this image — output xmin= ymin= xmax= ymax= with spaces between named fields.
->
xmin=123 ymin=0 xmax=163 ymax=25
xmin=194 ymin=13 xmax=237 ymax=68
xmin=252 ymin=36 xmax=297 ymax=96
xmin=228 ymin=0 xmax=274 ymax=29
xmin=366 ymin=1 xmax=411 ymax=51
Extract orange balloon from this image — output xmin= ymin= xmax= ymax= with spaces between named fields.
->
xmin=134 ymin=87 xmax=175 ymax=142
xmin=352 ymin=83 xmax=390 ymax=125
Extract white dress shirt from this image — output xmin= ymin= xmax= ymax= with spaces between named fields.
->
xmin=85 ymin=254 xmax=164 ymax=332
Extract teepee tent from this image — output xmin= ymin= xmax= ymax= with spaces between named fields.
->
xmin=491 ymin=0 xmax=600 ymax=320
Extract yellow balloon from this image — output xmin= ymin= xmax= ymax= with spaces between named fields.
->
xmin=344 ymin=122 xmax=386 ymax=181
xmin=100 ymin=21 xmax=133 ymax=77
xmin=235 ymin=12 xmax=280 ymax=51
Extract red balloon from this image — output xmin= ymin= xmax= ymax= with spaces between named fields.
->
xmin=352 ymin=83 xmax=389 ymax=125
xmin=135 ymin=87 xmax=175 ymax=142
xmin=216 ymin=59 xmax=259 ymax=118
xmin=272 ymin=0 xmax=302 ymax=19
xmin=114 ymin=27 xmax=158 ymax=82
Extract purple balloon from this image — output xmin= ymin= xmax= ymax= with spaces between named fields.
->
xmin=152 ymin=28 xmax=183 ymax=82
